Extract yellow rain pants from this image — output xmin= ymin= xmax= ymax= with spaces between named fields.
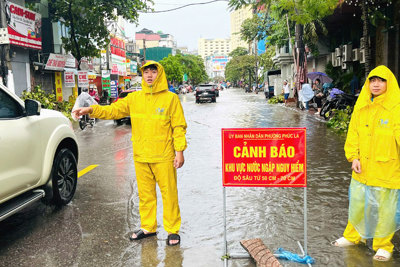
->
xmin=343 ymin=222 xmax=395 ymax=253
xmin=134 ymin=161 xmax=181 ymax=234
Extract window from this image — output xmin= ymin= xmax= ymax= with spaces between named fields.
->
xmin=0 ymin=89 xmax=23 ymax=119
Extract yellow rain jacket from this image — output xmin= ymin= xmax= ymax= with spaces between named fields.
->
xmin=91 ymin=61 xmax=187 ymax=162
xmin=345 ymin=65 xmax=400 ymax=189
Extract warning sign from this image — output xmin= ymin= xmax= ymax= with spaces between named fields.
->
xmin=222 ymin=128 xmax=306 ymax=187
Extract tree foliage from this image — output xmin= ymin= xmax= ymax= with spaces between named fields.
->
xmin=159 ymin=54 xmax=208 ymax=85
xmin=229 ymin=47 xmax=248 ymax=57
xmin=229 ymin=0 xmax=337 ymax=48
xmin=49 ymin=0 xmax=151 ymax=65
xmin=258 ymin=45 xmax=276 ymax=71
xmin=225 ymin=55 xmax=256 ymax=84
xmin=180 ymin=54 xmax=208 ymax=85
xmin=160 ymin=55 xmax=184 ymax=84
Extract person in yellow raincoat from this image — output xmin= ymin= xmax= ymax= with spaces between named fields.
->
xmin=332 ymin=65 xmax=400 ymax=261
xmin=73 ymin=61 xmax=187 ymax=246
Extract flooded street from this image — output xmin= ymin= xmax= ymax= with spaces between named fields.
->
xmin=1 ymin=88 xmax=399 ymax=266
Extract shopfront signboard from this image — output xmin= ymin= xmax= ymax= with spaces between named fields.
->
xmin=77 ymin=70 xmax=89 ymax=87
xmin=6 ymin=1 xmax=42 ymax=50
xmin=64 ymin=71 xmax=75 ymax=87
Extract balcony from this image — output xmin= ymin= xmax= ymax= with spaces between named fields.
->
xmin=272 ymin=45 xmax=294 ymax=65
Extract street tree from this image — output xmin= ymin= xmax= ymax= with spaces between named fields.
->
xmin=159 ymin=55 xmax=184 ymax=84
xmin=229 ymin=0 xmax=337 ymax=99
xmin=180 ymin=54 xmax=208 ymax=85
xmin=225 ymin=55 xmax=256 ymax=85
xmin=49 ymin=0 xmax=151 ymax=68
xmin=229 ymin=47 xmax=248 ymax=57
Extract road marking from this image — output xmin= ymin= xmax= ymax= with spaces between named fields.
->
xmin=78 ymin=165 xmax=99 ymax=178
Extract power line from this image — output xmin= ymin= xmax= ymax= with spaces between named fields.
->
xmin=140 ymin=0 xmax=229 ymax=13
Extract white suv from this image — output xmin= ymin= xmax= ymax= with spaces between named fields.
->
xmin=0 ymin=84 xmax=79 ymax=222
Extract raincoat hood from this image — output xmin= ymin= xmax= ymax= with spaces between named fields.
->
xmin=140 ymin=61 xmax=168 ymax=94
xmin=354 ymin=65 xmax=400 ymax=111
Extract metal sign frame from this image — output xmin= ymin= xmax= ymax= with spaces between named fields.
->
xmin=221 ymin=128 xmax=311 ymax=267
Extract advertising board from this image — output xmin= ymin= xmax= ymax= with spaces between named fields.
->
xmin=6 ymin=1 xmax=41 ymax=50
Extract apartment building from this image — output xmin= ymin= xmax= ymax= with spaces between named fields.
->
xmin=230 ymin=6 xmax=253 ymax=52
xmin=198 ymin=38 xmax=231 ymax=59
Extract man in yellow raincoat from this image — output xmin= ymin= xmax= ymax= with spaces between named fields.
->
xmin=73 ymin=61 xmax=187 ymax=246
xmin=333 ymin=65 xmax=400 ymax=261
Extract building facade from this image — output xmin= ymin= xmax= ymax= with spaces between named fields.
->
xmin=198 ymin=38 xmax=231 ymax=59
xmin=230 ymin=6 xmax=253 ymax=52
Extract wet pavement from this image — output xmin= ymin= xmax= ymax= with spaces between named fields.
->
xmin=1 ymin=88 xmax=399 ymax=266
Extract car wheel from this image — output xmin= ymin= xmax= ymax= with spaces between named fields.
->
xmin=51 ymin=148 xmax=78 ymax=205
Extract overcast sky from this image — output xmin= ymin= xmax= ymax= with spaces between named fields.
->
xmin=125 ymin=0 xmax=231 ymax=51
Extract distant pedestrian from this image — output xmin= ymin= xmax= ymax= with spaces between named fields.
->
xmin=264 ymin=82 xmax=269 ymax=99
xmin=312 ymin=78 xmax=323 ymax=115
xmin=73 ymin=61 xmax=187 ymax=246
xmin=332 ymin=65 xmax=400 ymax=262
xmin=283 ymin=80 xmax=290 ymax=105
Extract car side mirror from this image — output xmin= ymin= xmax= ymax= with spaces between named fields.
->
xmin=25 ymin=99 xmax=41 ymax=116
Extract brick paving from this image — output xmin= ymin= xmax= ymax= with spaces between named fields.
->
xmin=240 ymin=239 xmax=282 ymax=267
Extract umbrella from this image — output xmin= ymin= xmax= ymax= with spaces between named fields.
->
xmin=299 ymin=83 xmax=314 ymax=102
xmin=307 ymin=72 xmax=333 ymax=84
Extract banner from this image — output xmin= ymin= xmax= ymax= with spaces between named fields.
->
xmin=222 ymin=128 xmax=306 ymax=187
xmin=55 ymin=72 xmax=63 ymax=102
xmin=77 ymin=70 xmax=89 ymax=87
xmin=6 ymin=1 xmax=41 ymax=50
xmin=64 ymin=71 xmax=75 ymax=87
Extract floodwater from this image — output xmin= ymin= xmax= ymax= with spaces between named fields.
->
xmin=0 ymin=88 xmax=399 ymax=267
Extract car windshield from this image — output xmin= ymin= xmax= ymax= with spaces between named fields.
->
xmin=198 ymin=85 xmax=213 ymax=90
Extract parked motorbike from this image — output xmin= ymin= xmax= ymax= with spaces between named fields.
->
xmin=320 ymin=89 xmax=358 ymax=120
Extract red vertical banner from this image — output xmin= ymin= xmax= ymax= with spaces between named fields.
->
xmin=222 ymin=128 xmax=307 ymax=187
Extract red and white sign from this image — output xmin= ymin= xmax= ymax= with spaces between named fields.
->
xmin=64 ymin=71 xmax=75 ymax=87
xmin=45 ymin=53 xmax=66 ymax=71
xmin=6 ymin=1 xmax=41 ymax=50
xmin=111 ymin=63 xmax=119 ymax=75
xmin=77 ymin=70 xmax=89 ymax=87
xmin=222 ymin=128 xmax=307 ymax=187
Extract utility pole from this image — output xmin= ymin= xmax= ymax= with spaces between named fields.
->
xmin=0 ymin=0 xmax=10 ymax=87
xmin=254 ymin=39 xmax=258 ymax=87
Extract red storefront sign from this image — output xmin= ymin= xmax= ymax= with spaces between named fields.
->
xmin=45 ymin=53 xmax=66 ymax=71
xmin=77 ymin=70 xmax=89 ymax=87
xmin=222 ymin=128 xmax=306 ymax=187
xmin=6 ymin=1 xmax=42 ymax=50
xmin=64 ymin=71 xmax=75 ymax=87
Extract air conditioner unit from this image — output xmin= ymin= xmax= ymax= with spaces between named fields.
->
xmin=342 ymin=62 xmax=347 ymax=70
xmin=360 ymin=48 xmax=366 ymax=64
xmin=331 ymin=53 xmax=338 ymax=67
xmin=336 ymin=57 xmax=342 ymax=67
xmin=342 ymin=44 xmax=352 ymax=62
xmin=331 ymin=52 xmax=336 ymax=65
xmin=352 ymin=48 xmax=360 ymax=61
xmin=335 ymin=47 xmax=341 ymax=57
